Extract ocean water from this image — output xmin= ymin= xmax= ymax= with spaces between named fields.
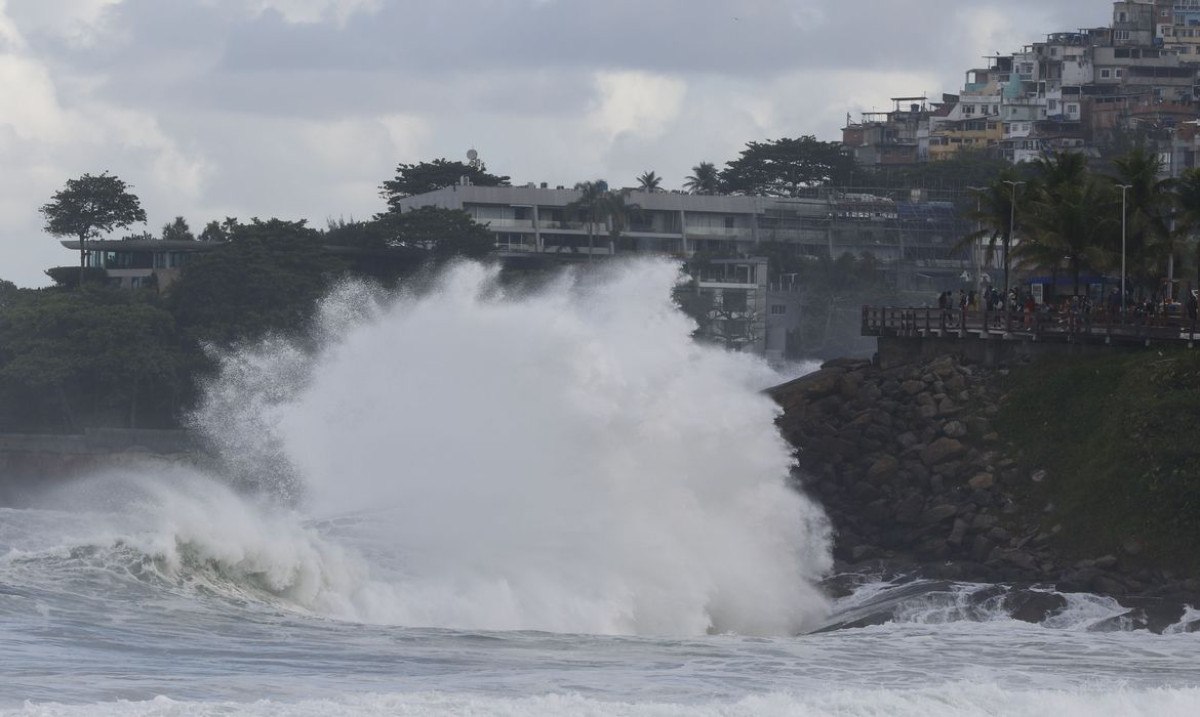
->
xmin=1 ymin=261 xmax=1197 ymax=716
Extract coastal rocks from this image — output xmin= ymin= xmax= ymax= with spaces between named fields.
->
xmin=772 ymin=351 xmax=1192 ymax=603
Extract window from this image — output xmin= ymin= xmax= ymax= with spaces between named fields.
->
xmin=1116 ymin=30 xmax=1131 ymax=41
xmin=1101 ymin=69 xmax=1112 ymax=78
xmin=770 ymin=304 xmax=787 ymax=315
xmin=722 ymin=291 xmax=747 ymax=312
xmin=1067 ymin=104 xmax=1079 ymax=114
xmin=724 ymin=216 xmax=735 ymax=230
xmin=1116 ymin=68 xmax=1124 ymax=78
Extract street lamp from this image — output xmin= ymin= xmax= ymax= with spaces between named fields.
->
xmin=1118 ymin=184 xmax=1132 ymax=316
xmin=1002 ymin=180 xmax=1025 ymax=305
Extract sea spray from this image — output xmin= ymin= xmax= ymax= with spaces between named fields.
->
xmin=189 ymin=259 xmax=832 ymax=635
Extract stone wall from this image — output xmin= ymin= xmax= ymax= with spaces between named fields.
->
xmin=769 ymin=353 xmax=1200 ymax=615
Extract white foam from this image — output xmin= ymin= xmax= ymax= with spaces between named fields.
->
xmin=8 ymin=686 xmax=1200 ymax=717
xmin=181 ymin=259 xmax=832 ymax=635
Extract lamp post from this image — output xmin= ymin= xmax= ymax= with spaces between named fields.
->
xmin=1118 ymin=184 xmax=1132 ymax=316
xmin=1002 ymin=180 xmax=1025 ymax=306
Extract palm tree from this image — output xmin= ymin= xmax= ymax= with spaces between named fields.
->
xmin=636 ymin=171 xmax=662 ymax=192
xmin=1030 ymin=151 xmax=1088 ymax=190
xmin=1019 ymin=175 xmax=1117 ymax=297
xmin=566 ymin=180 xmax=609 ymax=261
xmin=1110 ymin=146 xmax=1174 ymax=293
xmin=955 ymin=169 xmax=1022 ymax=298
xmin=1172 ymin=168 xmax=1200 ymax=290
xmin=684 ymin=162 xmax=721 ymax=195
xmin=602 ymin=189 xmax=644 ymax=252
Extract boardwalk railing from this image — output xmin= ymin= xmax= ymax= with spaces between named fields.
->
xmin=862 ymin=306 xmax=1200 ymax=347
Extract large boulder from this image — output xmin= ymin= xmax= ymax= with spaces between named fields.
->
xmin=921 ymin=438 xmax=966 ymax=467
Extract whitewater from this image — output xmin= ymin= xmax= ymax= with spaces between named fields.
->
xmin=0 ymin=260 xmax=1196 ymax=716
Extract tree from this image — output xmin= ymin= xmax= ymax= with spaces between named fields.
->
xmin=40 ymin=173 xmax=147 ymax=287
xmin=955 ymin=168 xmax=1023 ymax=299
xmin=380 ymin=159 xmax=510 ymax=210
xmin=1019 ymin=174 xmax=1116 ymax=297
xmin=0 ymin=287 xmax=186 ymax=431
xmin=720 ymin=136 xmax=860 ymax=196
xmin=199 ymin=218 xmax=239 ymax=243
xmin=601 ymin=189 xmax=644 ymax=253
xmin=566 ymin=180 xmax=610 ymax=261
xmin=684 ymin=161 xmax=722 ymax=195
xmin=161 ymin=216 xmax=195 ymax=242
xmin=1173 ymin=168 xmax=1200 ymax=290
xmin=1110 ymin=146 xmax=1175 ymax=292
xmin=380 ymin=207 xmax=495 ymax=261
xmin=166 ymin=218 xmax=344 ymax=346
xmin=636 ymin=171 xmax=662 ymax=192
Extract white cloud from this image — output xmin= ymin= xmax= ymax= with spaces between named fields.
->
xmin=248 ymin=0 xmax=380 ymax=24
xmin=588 ymin=71 xmax=687 ymax=143
xmin=5 ymin=0 xmax=125 ymax=47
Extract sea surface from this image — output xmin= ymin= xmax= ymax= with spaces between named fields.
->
xmin=2 ymin=262 xmax=1197 ymax=715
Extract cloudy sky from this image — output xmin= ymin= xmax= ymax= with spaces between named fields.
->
xmin=1 ymin=0 xmax=1111 ymax=286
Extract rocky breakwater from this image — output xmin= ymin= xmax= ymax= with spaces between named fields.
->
xmin=770 ymin=355 xmax=1200 ymax=631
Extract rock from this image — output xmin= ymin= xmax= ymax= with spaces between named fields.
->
xmin=943 ymin=421 xmax=968 ymax=439
xmin=937 ymin=397 xmax=957 ymax=415
xmin=894 ymin=495 xmax=925 ymax=525
xmin=970 ymin=535 xmax=994 ymax=563
xmin=1122 ymin=538 xmax=1144 ymax=556
xmin=1031 ymin=469 xmax=1048 ymax=483
xmin=971 ymin=514 xmax=999 ymax=532
xmin=996 ymin=549 xmax=1038 ymax=571
xmin=918 ymin=404 xmax=939 ymax=420
xmin=1004 ymin=590 xmax=1067 ymax=624
xmin=901 ymin=380 xmax=925 ymax=396
xmin=866 ymin=456 xmax=900 ymax=484
xmin=921 ymin=438 xmax=966 ymax=467
xmin=897 ymin=432 xmax=920 ymax=448
xmin=920 ymin=504 xmax=959 ymax=525
xmin=968 ymin=473 xmax=996 ymax=491
xmin=948 ymin=518 xmax=969 ymax=547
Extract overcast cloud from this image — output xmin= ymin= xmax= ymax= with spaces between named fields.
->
xmin=1 ymin=0 xmax=1111 ymax=286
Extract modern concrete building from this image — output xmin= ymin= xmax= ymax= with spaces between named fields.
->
xmin=59 ymin=239 xmax=215 ymax=289
xmin=396 ymin=184 xmax=975 ymax=357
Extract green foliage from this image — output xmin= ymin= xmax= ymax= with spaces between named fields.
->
xmin=45 ymin=266 xmax=110 ymax=290
xmin=161 ymin=216 xmax=195 ymax=242
xmin=995 ymin=351 xmax=1200 ymax=570
xmin=720 ymin=136 xmax=862 ymax=196
xmin=380 ymin=159 xmax=510 ymax=209
xmin=636 ymin=171 xmax=662 ymax=192
xmin=40 ymin=172 xmax=148 ymax=286
xmin=166 ymin=218 xmax=344 ymax=346
xmin=684 ymin=161 xmax=722 ymax=195
xmin=199 ymin=218 xmax=238 ymax=243
xmin=40 ymin=173 xmax=148 ymax=242
xmin=379 ymin=207 xmax=495 ymax=261
xmin=1019 ymin=166 xmax=1117 ymax=296
xmin=0 ymin=287 xmax=186 ymax=431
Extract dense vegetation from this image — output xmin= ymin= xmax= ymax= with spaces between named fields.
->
xmin=995 ymin=350 xmax=1200 ymax=571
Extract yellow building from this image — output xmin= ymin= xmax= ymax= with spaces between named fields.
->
xmin=928 ymin=118 xmax=1004 ymax=160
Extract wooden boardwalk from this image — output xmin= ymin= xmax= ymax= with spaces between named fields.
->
xmin=862 ymin=306 xmax=1200 ymax=348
